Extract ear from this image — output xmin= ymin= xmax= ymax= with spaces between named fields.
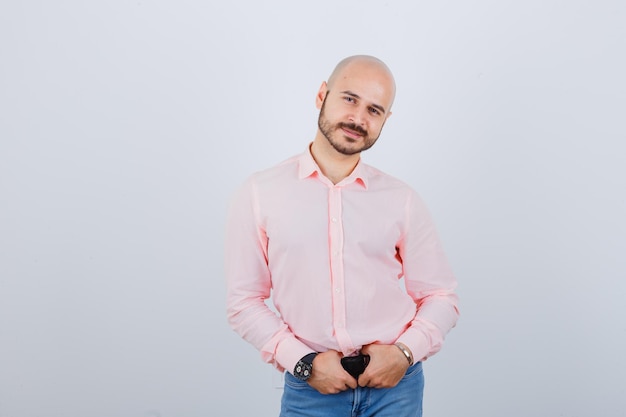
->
xmin=315 ymin=81 xmax=328 ymax=109
xmin=385 ymin=111 xmax=392 ymax=122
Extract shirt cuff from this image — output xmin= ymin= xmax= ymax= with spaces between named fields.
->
xmin=396 ymin=328 xmax=432 ymax=363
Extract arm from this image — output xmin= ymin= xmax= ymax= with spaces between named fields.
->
xmin=225 ymin=178 xmax=313 ymax=372
xmin=394 ymin=190 xmax=460 ymax=363
xmin=358 ymin=190 xmax=458 ymax=388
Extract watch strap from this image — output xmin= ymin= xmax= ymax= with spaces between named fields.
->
xmin=300 ymin=352 xmax=318 ymax=365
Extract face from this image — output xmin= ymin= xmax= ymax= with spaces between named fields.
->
xmin=316 ymin=62 xmax=394 ymax=156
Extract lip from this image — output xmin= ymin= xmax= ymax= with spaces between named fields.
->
xmin=341 ymin=127 xmax=363 ymax=140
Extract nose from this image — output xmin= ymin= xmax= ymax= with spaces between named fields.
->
xmin=349 ymin=105 xmax=369 ymax=126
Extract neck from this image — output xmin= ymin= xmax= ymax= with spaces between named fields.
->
xmin=310 ymin=135 xmax=360 ymax=184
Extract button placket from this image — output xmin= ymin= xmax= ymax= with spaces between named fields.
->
xmin=328 ymin=186 xmax=352 ymax=350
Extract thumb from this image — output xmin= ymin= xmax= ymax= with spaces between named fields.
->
xmin=360 ymin=343 xmax=378 ymax=356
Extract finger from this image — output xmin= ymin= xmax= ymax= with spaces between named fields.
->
xmin=344 ymin=375 xmax=358 ymax=389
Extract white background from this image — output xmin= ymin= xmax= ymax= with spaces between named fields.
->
xmin=1 ymin=1 xmax=625 ymax=416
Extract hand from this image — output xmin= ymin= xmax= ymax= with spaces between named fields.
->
xmin=357 ymin=343 xmax=410 ymax=388
xmin=307 ymin=350 xmax=358 ymax=394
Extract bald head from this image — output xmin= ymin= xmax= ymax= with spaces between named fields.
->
xmin=312 ymin=55 xmax=396 ymax=159
xmin=326 ymin=55 xmax=396 ymax=107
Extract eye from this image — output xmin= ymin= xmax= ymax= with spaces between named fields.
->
xmin=369 ymin=107 xmax=380 ymax=115
xmin=343 ymin=96 xmax=356 ymax=103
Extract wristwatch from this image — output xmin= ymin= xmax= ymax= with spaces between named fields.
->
xmin=293 ymin=352 xmax=318 ymax=381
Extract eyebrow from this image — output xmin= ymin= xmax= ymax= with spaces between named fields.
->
xmin=340 ymin=90 xmax=387 ymax=115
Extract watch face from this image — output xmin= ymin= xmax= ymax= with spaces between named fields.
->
xmin=294 ymin=360 xmax=313 ymax=381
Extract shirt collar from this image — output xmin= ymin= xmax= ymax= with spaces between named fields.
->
xmin=297 ymin=145 xmax=369 ymax=189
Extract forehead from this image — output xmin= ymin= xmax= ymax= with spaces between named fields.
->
xmin=330 ymin=62 xmax=395 ymax=109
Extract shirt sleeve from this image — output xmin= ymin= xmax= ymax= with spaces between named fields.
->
xmin=225 ymin=178 xmax=314 ymax=373
xmin=395 ymin=190 xmax=460 ymax=362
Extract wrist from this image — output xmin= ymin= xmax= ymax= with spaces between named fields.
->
xmin=293 ymin=352 xmax=318 ymax=381
xmin=394 ymin=342 xmax=414 ymax=366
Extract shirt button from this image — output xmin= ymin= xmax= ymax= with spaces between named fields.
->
xmin=335 ymin=288 xmax=340 ymax=293
xmin=331 ymin=217 xmax=337 ymax=223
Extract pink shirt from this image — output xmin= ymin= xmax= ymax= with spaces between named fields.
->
xmin=225 ymin=149 xmax=459 ymax=373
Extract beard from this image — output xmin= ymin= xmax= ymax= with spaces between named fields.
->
xmin=317 ymin=96 xmax=381 ymax=156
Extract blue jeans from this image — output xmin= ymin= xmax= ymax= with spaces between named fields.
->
xmin=280 ymin=362 xmax=424 ymax=417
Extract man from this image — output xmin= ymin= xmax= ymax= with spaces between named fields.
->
xmin=226 ymin=55 xmax=459 ymax=417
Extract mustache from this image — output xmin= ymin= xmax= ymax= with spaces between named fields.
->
xmin=338 ymin=122 xmax=368 ymax=136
